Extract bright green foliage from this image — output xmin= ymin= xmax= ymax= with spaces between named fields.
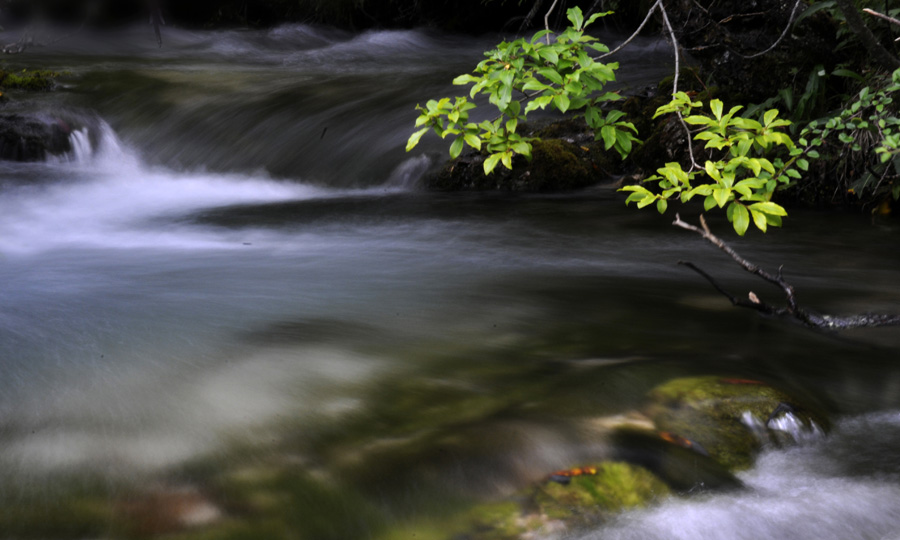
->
xmin=407 ymin=7 xmax=639 ymax=175
xmin=622 ymin=93 xmax=798 ymax=236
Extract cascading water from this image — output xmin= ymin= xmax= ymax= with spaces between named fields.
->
xmin=0 ymin=22 xmax=898 ymax=540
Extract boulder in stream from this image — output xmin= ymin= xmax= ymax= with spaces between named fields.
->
xmin=644 ymin=376 xmax=830 ymax=470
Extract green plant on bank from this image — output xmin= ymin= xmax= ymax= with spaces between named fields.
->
xmin=406 ymin=6 xmax=639 ymax=174
xmin=800 ymin=67 xmax=900 ymax=201
xmin=622 ymin=93 xmax=801 ymax=236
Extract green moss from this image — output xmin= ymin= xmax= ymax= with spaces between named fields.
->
xmin=645 ymin=376 xmax=830 ymax=470
xmin=530 ymin=462 xmax=669 ymax=523
xmin=0 ymin=69 xmax=61 ymax=91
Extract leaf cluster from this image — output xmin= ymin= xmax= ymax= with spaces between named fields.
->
xmin=406 ymin=7 xmax=639 ymax=175
xmin=801 ymin=67 xmax=900 ymax=201
xmin=622 ymin=93 xmax=800 ymax=236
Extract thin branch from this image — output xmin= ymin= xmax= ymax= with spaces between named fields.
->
xmin=672 ymin=214 xmax=900 ymax=330
xmin=544 ymin=0 xmax=560 ymax=44
xmin=658 ymin=1 xmax=700 ymax=170
xmin=597 ymin=0 xmax=662 ymax=60
xmin=862 ymin=8 xmax=900 ymax=28
xmin=740 ymin=0 xmax=803 ymax=59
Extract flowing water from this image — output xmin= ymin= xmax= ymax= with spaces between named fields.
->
xmin=0 ymin=23 xmax=898 ymax=540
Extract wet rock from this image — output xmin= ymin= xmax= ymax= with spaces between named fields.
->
xmin=0 ymin=69 xmax=61 ymax=92
xmin=0 ymin=114 xmax=73 ymax=161
xmin=644 ymin=376 xmax=830 ymax=470
xmin=610 ymin=428 xmax=743 ymax=492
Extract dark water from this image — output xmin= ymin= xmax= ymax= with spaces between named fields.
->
xmin=0 ymin=24 xmax=898 ymax=540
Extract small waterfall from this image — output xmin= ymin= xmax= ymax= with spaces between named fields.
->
xmin=740 ymin=408 xmax=825 ymax=447
xmin=384 ymin=154 xmax=433 ymax=189
xmin=47 ymin=119 xmax=136 ymax=167
xmin=66 ymin=128 xmax=92 ymax=162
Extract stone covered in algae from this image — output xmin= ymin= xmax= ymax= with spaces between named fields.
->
xmin=376 ymin=462 xmax=668 ymax=540
xmin=0 ymin=69 xmax=61 ymax=91
xmin=530 ymin=461 xmax=669 ymax=524
xmin=644 ymin=376 xmax=830 ymax=470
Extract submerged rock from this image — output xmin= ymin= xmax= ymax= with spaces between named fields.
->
xmin=644 ymin=376 xmax=830 ymax=470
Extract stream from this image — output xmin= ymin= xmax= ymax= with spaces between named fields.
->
xmin=0 ymin=23 xmax=899 ymax=540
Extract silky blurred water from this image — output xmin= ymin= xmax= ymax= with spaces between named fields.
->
xmin=0 ymin=23 xmax=898 ymax=540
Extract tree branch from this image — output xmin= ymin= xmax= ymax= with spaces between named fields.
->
xmin=658 ymin=1 xmax=700 ymax=170
xmin=544 ymin=0 xmax=560 ymax=44
xmin=597 ymin=0 xmax=662 ymax=60
xmin=672 ymin=214 xmax=900 ymax=330
xmin=740 ymin=0 xmax=803 ymax=59
xmin=862 ymin=8 xmax=900 ymax=29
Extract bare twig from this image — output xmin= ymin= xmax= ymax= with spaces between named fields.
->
xmin=672 ymin=214 xmax=900 ymax=330
xmin=658 ymin=1 xmax=700 ymax=170
xmin=862 ymin=8 xmax=900 ymax=28
xmin=597 ymin=0 xmax=662 ymax=60
xmin=544 ymin=0 xmax=560 ymax=44
xmin=740 ymin=0 xmax=803 ymax=59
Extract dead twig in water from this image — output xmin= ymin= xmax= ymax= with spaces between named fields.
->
xmin=673 ymin=213 xmax=900 ymax=330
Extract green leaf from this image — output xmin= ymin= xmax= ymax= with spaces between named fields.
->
xmin=749 ymin=202 xmax=788 ymax=216
xmin=555 ymin=93 xmax=571 ymax=113
xmin=656 ymin=198 xmax=668 ymax=214
xmin=538 ymin=47 xmax=559 ymax=64
xmin=731 ymin=203 xmax=750 ymax=236
xmin=601 ymin=125 xmax=616 ymax=150
xmin=537 ymin=68 xmax=564 ymax=85
xmin=453 ymin=74 xmax=480 ymax=86
xmin=704 ymin=195 xmax=717 ymax=211
xmin=636 ymin=194 xmax=657 ymax=208
xmin=484 ymin=152 xmax=503 ymax=175
xmin=406 ymin=128 xmax=428 ymax=152
xmin=710 ymin=99 xmax=724 ymax=120
xmin=567 ymin=6 xmax=584 ymax=29
xmin=501 ymin=151 xmax=513 ymax=169
xmin=749 ymin=208 xmax=768 ymax=232
xmin=713 ymin=187 xmax=731 ymax=208
xmin=449 ymin=136 xmax=465 ymax=159
xmin=615 ymin=129 xmax=634 ymax=156
xmin=796 ymin=158 xmax=809 ymax=171
xmin=464 ymin=132 xmax=482 ymax=151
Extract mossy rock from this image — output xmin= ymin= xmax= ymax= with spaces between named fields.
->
xmin=529 ymin=461 xmax=669 ymax=524
xmin=425 ymin=137 xmax=613 ymax=192
xmin=0 ymin=69 xmax=61 ymax=91
xmin=644 ymin=376 xmax=830 ymax=470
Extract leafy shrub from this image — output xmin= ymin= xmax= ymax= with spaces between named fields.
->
xmin=406 ymin=7 xmax=638 ymax=175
